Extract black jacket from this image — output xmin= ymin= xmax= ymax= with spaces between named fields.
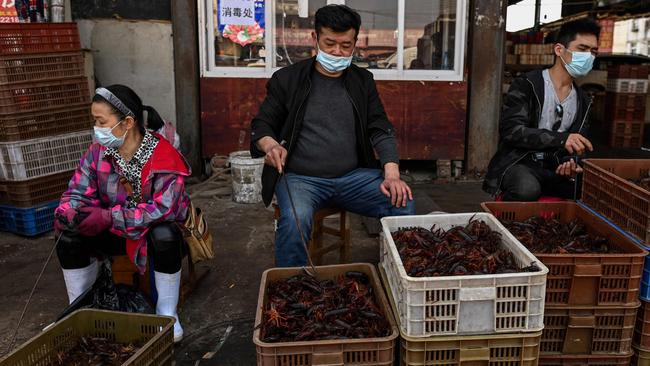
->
xmin=483 ymin=69 xmax=593 ymax=195
xmin=250 ymin=57 xmax=396 ymax=206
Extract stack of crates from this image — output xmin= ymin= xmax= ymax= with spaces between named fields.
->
xmin=482 ymin=201 xmax=647 ymax=366
xmin=379 ymin=213 xmax=548 ymax=366
xmin=605 ymin=65 xmax=649 ymax=148
xmin=0 ymin=23 xmax=93 ymax=236
xmin=580 ymin=159 xmax=650 ymax=365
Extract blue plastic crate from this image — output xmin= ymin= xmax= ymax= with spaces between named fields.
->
xmin=0 ymin=200 xmax=58 ymax=236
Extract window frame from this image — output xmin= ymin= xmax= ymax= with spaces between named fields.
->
xmin=199 ymin=0 xmax=468 ymax=81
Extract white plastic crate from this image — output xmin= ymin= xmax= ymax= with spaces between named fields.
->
xmin=380 ymin=213 xmax=548 ymax=338
xmin=606 ymin=78 xmax=649 ymax=94
xmin=0 ymin=130 xmax=91 ymax=181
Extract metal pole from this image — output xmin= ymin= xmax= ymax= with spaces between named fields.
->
xmin=534 ymin=0 xmax=541 ymax=30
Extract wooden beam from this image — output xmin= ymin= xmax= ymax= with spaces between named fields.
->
xmin=172 ymin=0 xmax=204 ymax=176
xmin=466 ymin=0 xmax=508 ymax=176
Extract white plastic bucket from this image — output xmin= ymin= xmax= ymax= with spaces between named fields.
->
xmin=229 ymin=151 xmax=264 ymax=204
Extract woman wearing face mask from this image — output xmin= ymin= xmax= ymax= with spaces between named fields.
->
xmin=54 ymin=85 xmax=189 ymax=342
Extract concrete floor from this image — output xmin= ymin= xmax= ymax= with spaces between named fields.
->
xmin=0 ymin=180 xmax=491 ymax=365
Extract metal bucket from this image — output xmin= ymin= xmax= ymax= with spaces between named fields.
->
xmin=229 ymin=151 xmax=264 ymax=204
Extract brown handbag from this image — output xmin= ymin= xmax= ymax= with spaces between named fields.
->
xmin=182 ymin=202 xmax=214 ymax=263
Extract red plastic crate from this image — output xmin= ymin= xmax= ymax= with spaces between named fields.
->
xmin=582 ymin=159 xmax=650 ymax=244
xmin=0 ymin=76 xmax=89 ymax=114
xmin=635 ymin=300 xmax=650 ymax=350
xmin=611 ymin=120 xmax=644 ymax=137
xmin=605 ymin=93 xmax=646 ymax=121
xmin=0 ymin=103 xmax=92 ymax=142
xmin=0 ymin=23 xmax=80 ymax=55
xmin=481 ymin=201 xmax=647 ymax=307
xmin=610 ymin=134 xmax=643 ymax=149
xmin=0 ymin=170 xmax=72 ymax=207
xmin=608 ymin=65 xmax=649 ymax=79
xmin=541 ymin=305 xmax=637 ymax=356
xmin=0 ymin=51 xmax=85 ymax=85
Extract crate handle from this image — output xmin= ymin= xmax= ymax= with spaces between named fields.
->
xmin=459 ymin=346 xmax=490 ymax=361
xmin=573 ymin=264 xmax=602 ymax=277
xmin=311 ymin=352 xmax=344 ymax=365
xmin=459 ymin=287 xmax=496 ymax=301
xmin=568 ymin=314 xmax=596 ymax=328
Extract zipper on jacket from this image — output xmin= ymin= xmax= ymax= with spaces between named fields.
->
xmin=275 ymin=77 xmax=312 ymax=188
xmin=344 ymin=86 xmax=371 ymax=164
xmin=288 ymin=79 xmax=312 ymax=153
xmin=577 ymin=98 xmax=592 ymax=134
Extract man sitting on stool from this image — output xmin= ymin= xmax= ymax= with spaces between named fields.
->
xmin=250 ymin=5 xmax=415 ymax=267
xmin=483 ymin=18 xmax=600 ymax=201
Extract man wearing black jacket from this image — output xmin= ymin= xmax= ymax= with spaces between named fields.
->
xmin=250 ymin=5 xmax=415 ymax=267
xmin=483 ymin=18 xmax=600 ymax=201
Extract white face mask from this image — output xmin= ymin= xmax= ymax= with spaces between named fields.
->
xmin=94 ymin=120 xmax=127 ymax=148
xmin=316 ymin=45 xmax=354 ymax=73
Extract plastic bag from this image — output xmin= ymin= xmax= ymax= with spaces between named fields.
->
xmin=58 ymin=260 xmax=154 ymax=320
xmin=93 ymin=260 xmax=154 ymax=314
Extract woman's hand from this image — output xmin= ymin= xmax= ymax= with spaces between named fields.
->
xmin=54 ymin=207 xmax=78 ymax=232
xmin=76 ymin=207 xmax=113 ymax=237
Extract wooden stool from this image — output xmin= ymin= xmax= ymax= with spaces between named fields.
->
xmin=273 ymin=205 xmax=351 ymax=265
xmin=111 ymin=246 xmax=208 ymax=308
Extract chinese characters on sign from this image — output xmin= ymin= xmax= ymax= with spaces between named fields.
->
xmin=219 ymin=0 xmax=255 ymax=26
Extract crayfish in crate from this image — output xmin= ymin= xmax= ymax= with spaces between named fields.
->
xmin=392 ymin=219 xmax=540 ymax=277
xmin=502 ymin=216 xmax=618 ymax=254
xmin=259 ymin=270 xmax=391 ymax=343
xmin=50 ymin=336 xmax=141 ymax=365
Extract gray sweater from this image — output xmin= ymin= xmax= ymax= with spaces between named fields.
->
xmin=286 ymin=70 xmax=399 ymax=178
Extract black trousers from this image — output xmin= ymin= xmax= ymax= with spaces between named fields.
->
xmin=56 ymin=222 xmax=184 ymax=274
xmin=501 ymin=160 xmax=582 ymax=201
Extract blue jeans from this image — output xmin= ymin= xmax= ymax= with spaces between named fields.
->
xmin=275 ymin=168 xmax=415 ymax=267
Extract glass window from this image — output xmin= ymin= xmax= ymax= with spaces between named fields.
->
xmin=347 ymin=0 xmax=398 ymax=69
xmin=404 ymin=0 xmax=457 ymax=70
xmin=274 ymin=0 xmax=398 ymax=69
xmin=213 ymin=0 xmax=266 ymax=67
xmin=202 ymin=0 xmax=467 ymax=80
xmin=274 ymin=0 xmax=326 ymax=68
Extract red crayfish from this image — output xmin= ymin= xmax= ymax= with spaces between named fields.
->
xmin=392 ymin=219 xmax=540 ymax=277
xmin=502 ymin=216 xmax=617 ymax=254
xmin=52 ymin=336 xmax=140 ymax=365
xmin=259 ymin=270 xmax=390 ymax=342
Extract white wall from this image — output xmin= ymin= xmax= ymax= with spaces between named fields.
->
xmin=77 ymin=19 xmax=176 ymax=124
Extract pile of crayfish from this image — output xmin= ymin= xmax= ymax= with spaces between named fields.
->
xmin=502 ymin=216 xmax=618 ymax=254
xmin=50 ymin=336 xmax=141 ymax=365
xmin=392 ymin=219 xmax=540 ymax=277
xmin=260 ymin=271 xmax=391 ymax=342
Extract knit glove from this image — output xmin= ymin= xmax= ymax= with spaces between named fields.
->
xmin=76 ymin=206 xmax=113 ymax=237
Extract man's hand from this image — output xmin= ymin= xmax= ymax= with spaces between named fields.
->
xmin=564 ymin=133 xmax=593 ymax=155
xmin=257 ymin=136 xmax=287 ymax=173
xmin=556 ymin=158 xmax=583 ymax=177
xmin=380 ymin=163 xmax=413 ymax=208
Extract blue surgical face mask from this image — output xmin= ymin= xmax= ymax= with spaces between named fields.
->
xmin=94 ymin=120 xmax=127 ymax=148
xmin=560 ymin=47 xmax=595 ymax=78
xmin=316 ymin=45 xmax=353 ymax=73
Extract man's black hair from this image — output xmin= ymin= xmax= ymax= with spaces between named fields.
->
xmin=314 ymin=5 xmax=361 ymax=39
xmin=555 ymin=18 xmax=601 ymax=47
